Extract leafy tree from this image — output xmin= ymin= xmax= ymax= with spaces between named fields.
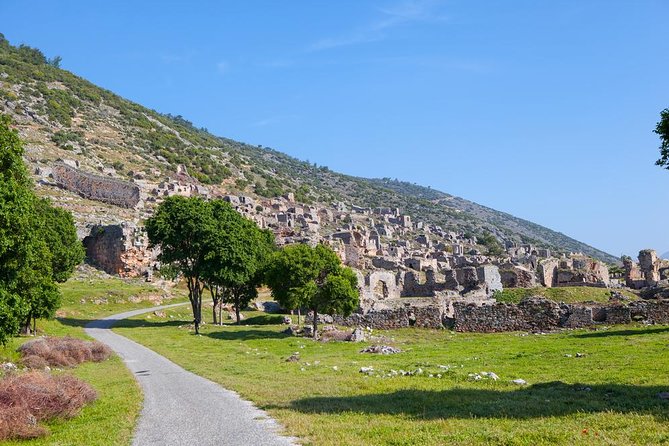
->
xmin=19 ymin=198 xmax=84 ymax=333
xmin=0 ymin=115 xmax=82 ymax=339
xmin=146 ymin=196 xmax=214 ymax=334
xmin=47 ymin=55 xmax=62 ymax=68
xmin=655 ymin=108 xmax=669 ymax=169
xmin=265 ymin=244 xmax=359 ymax=337
xmin=203 ymin=200 xmax=275 ymax=324
xmin=35 ymin=199 xmax=85 ymax=283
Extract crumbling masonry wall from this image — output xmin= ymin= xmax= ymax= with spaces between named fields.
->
xmin=52 ymin=163 xmax=140 ymax=208
xmin=452 ymin=298 xmax=669 ymax=332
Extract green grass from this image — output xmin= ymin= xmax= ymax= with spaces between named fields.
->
xmin=494 ymin=286 xmax=638 ymax=304
xmin=113 ymin=307 xmax=669 ymax=446
xmin=0 ymin=277 xmax=188 ymax=446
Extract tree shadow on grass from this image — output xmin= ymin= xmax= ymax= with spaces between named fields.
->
xmin=205 ymin=328 xmax=290 ymax=341
xmin=59 ymin=317 xmax=185 ymax=329
xmin=284 ymin=382 xmax=669 ymax=421
xmin=574 ymin=326 xmax=669 ymax=338
xmin=238 ymin=314 xmax=285 ymax=325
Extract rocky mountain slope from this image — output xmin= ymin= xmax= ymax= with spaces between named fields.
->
xmin=0 ymin=35 xmax=616 ymax=263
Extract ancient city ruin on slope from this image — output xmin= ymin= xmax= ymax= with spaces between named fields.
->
xmin=31 ymin=160 xmax=669 ymax=332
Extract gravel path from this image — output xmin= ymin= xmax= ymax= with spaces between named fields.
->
xmin=85 ymin=303 xmax=298 ymax=446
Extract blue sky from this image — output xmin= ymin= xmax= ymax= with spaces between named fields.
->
xmin=2 ymin=0 xmax=668 ymax=258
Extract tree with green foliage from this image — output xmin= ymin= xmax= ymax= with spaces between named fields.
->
xmin=145 ymin=196 xmax=215 ymax=334
xmin=265 ymin=244 xmax=359 ymax=337
xmin=478 ymin=231 xmax=504 ymax=256
xmin=0 ymin=115 xmax=45 ymax=340
xmin=19 ymin=198 xmax=85 ymax=333
xmin=0 ymin=115 xmax=83 ymax=340
xmin=203 ymin=200 xmax=275 ymax=324
xmin=34 ymin=198 xmax=85 ymax=283
xmin=655 ymin=108 xmax=669 ymax=169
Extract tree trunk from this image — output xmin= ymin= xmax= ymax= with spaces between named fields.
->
xmin=209 ymin=285 xmax=219 ymax=325
xmin=312 ymin=308 xmax=318 ymax=338
xmin=190 ymin=279 xmax=203 ymax=335
xmin=20 ymin=314 xmax=32 ymax=335
xmin=218 ymin=300 xmax=223 ymax=326
xmin=234 ymin=292 xmax=241 ymax=325
xmin=297 ymin=308 xmax=301 ymax=325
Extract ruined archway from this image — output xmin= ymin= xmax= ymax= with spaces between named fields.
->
xmin=373 ymin=280 xmax=389 ymax=299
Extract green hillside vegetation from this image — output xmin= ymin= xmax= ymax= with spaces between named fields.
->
xmin=0 ymin=34 xmax=616 ymax=262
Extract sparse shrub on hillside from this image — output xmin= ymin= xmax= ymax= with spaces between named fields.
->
xmin=50 ymin=129 xmax=84 ymax=148
xmin=255 ymin=175 xmax=284 ymax=198
xmin=0 ymin=371 xmax=97 ymax=440
xmin=478 ymin=232 xmax=504 ymax=256
xmin=17 ymin=337 xmax=112 ymax=368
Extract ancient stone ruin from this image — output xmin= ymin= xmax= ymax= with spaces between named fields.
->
xmin=452 ymin=297 xmax=669 ymax=332
xmin=623 ymin=249 xmax=669 ymax=289
xmin=52 ymin=162 xmax=141 ymax=208
xmin=83 ymin=223 xmax=157 ymax=278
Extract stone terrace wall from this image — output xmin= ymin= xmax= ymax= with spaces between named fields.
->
xmin=52 ymin=163 xmax=140 ymax=208
xmin=453 ymin=297 xmax=562 ymax=332
xmin=335 ymin=304 xmax=444 ymax=329
xmin=452 ymin=297 xmax=669 ymax=332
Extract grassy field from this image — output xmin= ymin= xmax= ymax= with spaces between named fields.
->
xmin=0 ymin=276 xmax=188 ymax=446
xmin=494 ymin=286 xmax=638 ymax=304
xmin=113 ymin=304 xmax=669 ymax=446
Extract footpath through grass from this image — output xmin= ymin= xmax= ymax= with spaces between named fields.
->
xmin=0 ymin=276 xmax=188 ymax=446
xmin=114 ymin=305 xmax=669 ymax=446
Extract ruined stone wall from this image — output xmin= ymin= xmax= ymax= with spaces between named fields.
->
xmin=83 ymin=225 xmax=125 ymax=275
xmin=335 ymin=304 xmax=444 ymax=329
xmin=52 ymin=163 xmax=141 ymax=208
xmin=452 ymin=297 xmax=669 ymax=332
xmin=83 ymin=223 xmax=156 ymax=277
xmin=538 ymin=259 xmax=558 ymax=287
xmin=453 ymin=297 xmax=562 ymax=332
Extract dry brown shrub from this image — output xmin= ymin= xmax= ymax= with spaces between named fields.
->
xmin=20 ymin=355 xmax=48 ymax=370
xmin=0 ymin=371 xmax=97 ymax=440
xmin=18 ymin=337 xmax=112 ymax=368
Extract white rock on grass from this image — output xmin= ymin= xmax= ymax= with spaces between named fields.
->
xmin=512 ymin=379 xmax=527 ymax=385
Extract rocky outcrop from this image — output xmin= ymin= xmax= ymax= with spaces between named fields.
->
xmin=52 ymin=163 xmax=140 ymax=208
xmin=83 ymin=223 xmax=156 ymax=278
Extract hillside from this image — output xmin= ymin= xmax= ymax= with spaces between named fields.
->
xmin=0 ymin=35 xmax=616 ymax=263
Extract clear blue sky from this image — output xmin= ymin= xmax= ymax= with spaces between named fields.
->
xmin=2 ymin=0 xmax=668 ymax=258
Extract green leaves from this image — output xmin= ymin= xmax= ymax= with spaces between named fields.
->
xmin=0 ymin=114 xmax=82 ymax=341
xmin=655 ymin=108 xmax=669 ymax=169
xmin=265 ymin=243 xmax=360 ymax=330
xmin=146 ymin=196 xmax=275 ymax=326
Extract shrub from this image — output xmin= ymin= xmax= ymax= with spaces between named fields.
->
xmin=17 ymin=337 xmax=112 ymax=368
xmin=0 ymin=371 xmax=97 ymax=440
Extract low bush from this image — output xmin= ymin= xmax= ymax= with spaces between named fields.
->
xmin=17 ymin=337 xmax=112 ymax=368
xmin=0 ymin=371 xmax=97 ymax=440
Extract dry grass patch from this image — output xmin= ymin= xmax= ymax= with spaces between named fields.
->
xmin=0 ymin=371 xmax=97 ymax=440
xmin=17 ymin=337 xmax=112 ymax=369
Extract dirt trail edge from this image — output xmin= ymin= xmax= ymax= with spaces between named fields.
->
xmin=85 ymin=303 xmax=298 ymax=446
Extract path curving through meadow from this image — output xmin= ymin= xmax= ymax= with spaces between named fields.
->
xmin=85 ymin=303 xmax=298 ymax=446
